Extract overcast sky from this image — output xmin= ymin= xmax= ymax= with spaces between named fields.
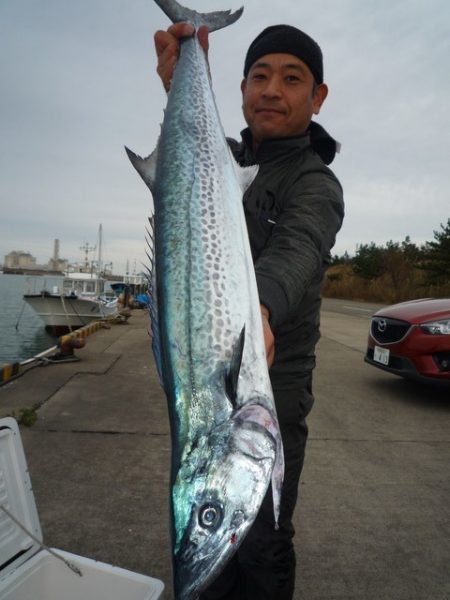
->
xmin=1 ymin=0 xmax=449 ymax=275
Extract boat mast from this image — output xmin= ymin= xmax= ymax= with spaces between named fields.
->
xmin=98 ymin=224 xmax=103 ymax=277
xmin=97 ymin=224 xmax=103 ymax=295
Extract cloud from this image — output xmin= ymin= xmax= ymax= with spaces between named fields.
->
xmin=1 ymin=0 xmax=449 ymax=274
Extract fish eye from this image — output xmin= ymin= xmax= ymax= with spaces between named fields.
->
xmin=198 ymin=503 xmax=223 ymax=530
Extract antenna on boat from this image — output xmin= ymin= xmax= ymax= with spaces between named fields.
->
xmin=80 ymin=242 xmax=96 ymax=273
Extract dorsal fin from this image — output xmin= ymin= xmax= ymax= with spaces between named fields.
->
xmin=144 ymin=215 xmax=164 ymax=387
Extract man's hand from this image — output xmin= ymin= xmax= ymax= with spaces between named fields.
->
xmin=260 ymin=305 xmax=275 ymax=368
xmin=154 ymin=24 xmax=209 ymax=92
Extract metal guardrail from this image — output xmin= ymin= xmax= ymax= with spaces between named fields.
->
xmin=0 ymin=319 xmax=111 ymax=386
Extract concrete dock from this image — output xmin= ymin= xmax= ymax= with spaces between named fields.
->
xmin=1 ymin=302 xmax=449 ymax=599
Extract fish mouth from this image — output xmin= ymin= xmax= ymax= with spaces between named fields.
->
xmin=174 ymin=525 xmax=244 ymax=600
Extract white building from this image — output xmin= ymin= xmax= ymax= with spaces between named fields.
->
xmin=4 ymin=251 xmax=37 ymax=269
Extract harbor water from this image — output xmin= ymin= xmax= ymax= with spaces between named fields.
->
xmin=0 ymin=274 xmax=60 ymax=365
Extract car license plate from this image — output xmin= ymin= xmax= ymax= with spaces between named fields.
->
xmin=374 ymin=346 xmax=390 ymax=365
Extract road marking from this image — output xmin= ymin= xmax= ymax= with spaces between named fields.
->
xmin=342 ymin=305 xmax=373 ymax=314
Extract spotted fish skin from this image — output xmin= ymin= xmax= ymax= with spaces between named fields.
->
xmin=126 ymin=1 xmax=284 ymax=598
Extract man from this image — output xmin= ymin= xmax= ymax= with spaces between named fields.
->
xmin=155 ymin=22 xmax=344 ymax=600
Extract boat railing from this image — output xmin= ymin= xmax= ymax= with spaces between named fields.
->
xmin=25 ymin=276 xmax=64 ymax=296
xmin=62 ymin=277 xmax=106 ymax=296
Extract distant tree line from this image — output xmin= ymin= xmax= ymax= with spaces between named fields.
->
xmin=325 ymin=219 xmax=450 ymax=302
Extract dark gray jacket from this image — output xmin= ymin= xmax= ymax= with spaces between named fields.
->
xmin=229 ymin=122 xmax=344 ymax=390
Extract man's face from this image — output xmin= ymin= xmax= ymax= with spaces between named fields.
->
xmin=241 ymin=53 xmax=328 ymax=148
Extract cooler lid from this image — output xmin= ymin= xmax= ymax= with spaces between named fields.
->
xmin=0 ymin=417 xmax=42 ymax=580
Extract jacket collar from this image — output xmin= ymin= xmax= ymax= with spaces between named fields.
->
xmin=240 ymin=121 xmax=340 ymax=166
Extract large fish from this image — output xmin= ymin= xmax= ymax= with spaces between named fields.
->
xmin=126 ymin=1 xmax=284 ymax=597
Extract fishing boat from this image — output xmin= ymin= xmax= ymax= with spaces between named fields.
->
xmin=23 ymin=225 xmax=120 ymax=335
xmin=23 ymin=272 xmax=119 ymax=336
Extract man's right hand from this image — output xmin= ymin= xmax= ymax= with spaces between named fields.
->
xmin=154 ymin=23 xmax=209 ymax=92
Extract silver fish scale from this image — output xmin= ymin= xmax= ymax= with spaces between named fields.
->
xmin=155 ymin=36 xmax=272 ymax=443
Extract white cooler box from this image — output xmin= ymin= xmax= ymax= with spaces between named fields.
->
xmin=0 ymin=417 xmax=164 ymax=600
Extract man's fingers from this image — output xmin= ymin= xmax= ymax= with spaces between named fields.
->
xmin=168 ymin=22 xmax=195 ymax=40
xmin=156 ymin=55 xmax=177 ymax=92
xmin=197 ymin=25 xmax=210 ymax=55
xmin=154 ymin=23 xmax=207 ymax=92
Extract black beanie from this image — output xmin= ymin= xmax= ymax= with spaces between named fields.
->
xmin=243 ymin=24 xmax=323 ymax=84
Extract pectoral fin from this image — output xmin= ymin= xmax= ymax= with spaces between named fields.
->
xmin=225 ymin=326 xmax=245 ymax=407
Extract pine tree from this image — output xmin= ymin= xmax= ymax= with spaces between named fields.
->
xmin=352 ymin=242 xmax=384 ymax=280
xmin=421 ymin=219 xmax=450 ymax=285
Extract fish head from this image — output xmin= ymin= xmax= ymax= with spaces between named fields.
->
xmin=172 ymin=406 xmax=277 ymax=599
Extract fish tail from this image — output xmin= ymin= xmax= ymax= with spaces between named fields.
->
xmin=153 ymin=0 xmax=243 ymax=32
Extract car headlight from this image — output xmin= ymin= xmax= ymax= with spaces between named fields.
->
xmin=420 ymin=319 xmax=450 ymax=335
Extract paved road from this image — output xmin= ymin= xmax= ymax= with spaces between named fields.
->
xmin=299 ymin=298 xmax=450 ymax=599
xmin=1 ymin=302 xmax=449 ymax=599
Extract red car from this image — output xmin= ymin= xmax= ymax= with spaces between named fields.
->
xmin=365 ymin=298 xmax=450 ymax=383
